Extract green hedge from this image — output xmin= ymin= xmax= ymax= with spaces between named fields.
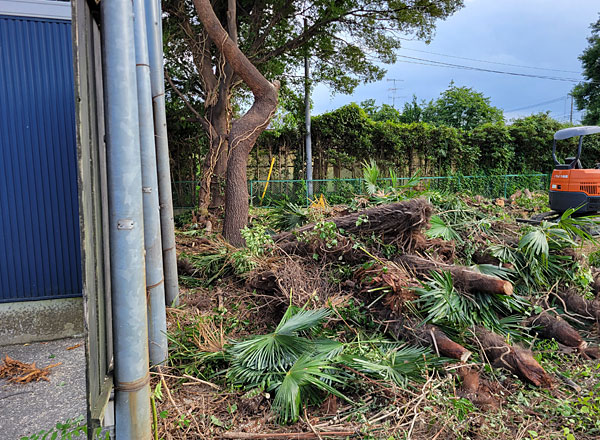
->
xmin=258 ymin=106 xmax=599 ymax=177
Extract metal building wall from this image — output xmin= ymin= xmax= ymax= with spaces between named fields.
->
xmin=0 ymin=14 xmax=82 ymax=302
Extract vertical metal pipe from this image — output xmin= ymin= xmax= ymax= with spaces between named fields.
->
xmin=101 ymin=0 xmax=151 ymax=438
xmin=134 ymin=0 xmax=168 ymax=366
xmin=145 ymin=0 xmax=179 ymax=306
xmin=304 ymin=18 xmax=313 ymax=200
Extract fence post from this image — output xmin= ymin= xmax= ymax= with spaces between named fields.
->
xmin=504 ymin=175 xmax=508 ymax=199
xmin=306 ymin=179 xmax=310 ymax=207
xmin=250 ymin=180 xmax=253 ymax=207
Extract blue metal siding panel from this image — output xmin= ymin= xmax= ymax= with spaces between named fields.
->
xmin=0 ymin=15 xmax=82 ymax=302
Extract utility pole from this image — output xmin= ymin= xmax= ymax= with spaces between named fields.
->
xmin=569 ymin=94 xmax=574 ymax=125
xmin=387 ymin=78 xmax=404 ymax=108
xmin=304 ymin=18 xmax=313 ymax=199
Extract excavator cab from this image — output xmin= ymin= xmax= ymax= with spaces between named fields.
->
xmin=549 ymin=126 xmax=600 ymax=214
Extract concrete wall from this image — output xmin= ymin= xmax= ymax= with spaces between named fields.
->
xmin=0 ymin=298 xmax=84 ymax=346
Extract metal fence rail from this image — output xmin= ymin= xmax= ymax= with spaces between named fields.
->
xmin=172 ymin=174 xmax=550 ymax=209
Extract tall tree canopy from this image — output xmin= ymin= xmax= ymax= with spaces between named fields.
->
xmin=164 ymin=0 xmax=464 ymax=244
xmin=572 ymin=15 xmax=600 ymax=125
xmin=422 ymin=83 xmax=504 ymax=130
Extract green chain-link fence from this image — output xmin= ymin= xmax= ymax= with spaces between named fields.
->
xmin=172 ymin=174 xmax=550 ymax=209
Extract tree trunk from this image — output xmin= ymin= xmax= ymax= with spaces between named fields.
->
xmin=395 ymin=254 xmax=513 ymax=296
xmin=557 ymin=288 xmax=600 ymax=321
xmin=224 ymin=95 xmax=279 ymax=245
xmin=474 ymin=326 xmax=552 ymax=387
xmin=194 ymin=0 xmax=280 ymax=246
xmin=273 ymin=198 xmax=433 ymax=249
xmin=413 ymin=323 xmax=472 ymax=361
xmin=526 ymin=312 xmax=587 ymax=350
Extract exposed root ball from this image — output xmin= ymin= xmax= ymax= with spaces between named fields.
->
xmin=274 ymin=198 xmax=433 ymax=251
xmin=246 ymin=256 xmax=334 ymax=307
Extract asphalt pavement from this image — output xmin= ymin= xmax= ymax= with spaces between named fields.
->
xmin=0 ymin=337 xmax=87 ymax=440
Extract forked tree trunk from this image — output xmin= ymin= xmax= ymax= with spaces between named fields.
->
xmin=193 ymin=0 xmax=279 ymax=246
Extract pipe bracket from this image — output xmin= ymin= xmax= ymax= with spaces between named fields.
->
xmin=117 ymin=219 xmax=134 ymax=230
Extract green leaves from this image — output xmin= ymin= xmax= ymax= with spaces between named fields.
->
xmin=229 ymin=308 xmax=329 ymax=376
xmin=414 ymin=271 xmax=473 ymax=328
xmin=270 ymin=201 xmax=310 ymax=231
xmin=426 ymin=215 xmax=462 ymax=242
xmin=272 ymin=356 xmax=348 ymax=424
xmin=414 ymin=270 xmax=528 ymax=333
xmin=362 ymin=159 xmax=381 ymax=195
xmin=344 ymin=345 xmax=438 ymax=387
xmin=519 ymin=227 xmax=550 ymax=262
xmin=422 ymin=83 xmax=504 ymax=131
xmin=572 ymin=16 xmax=600 ymax=125
xmin=276 ymin=308 xmax=330 ymax=335
xmin=227 ymin=307 xmax=348 ymax=423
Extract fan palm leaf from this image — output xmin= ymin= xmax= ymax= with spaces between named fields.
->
xmin=271 ymin=355 xmax=349 ymax=424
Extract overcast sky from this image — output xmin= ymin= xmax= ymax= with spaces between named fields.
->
xmin=311 ymin=0 xmax=600 ymax=123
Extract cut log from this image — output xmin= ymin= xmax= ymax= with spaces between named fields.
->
xmin=396 ymin=254 xmax=513 ymax=296
xmin=526 ymin=312 xmax=587 ymax=350
xmin=273 ymin=198 xmax=433 ymax=251
xmin=420 ymin=325 xmax=472 ymax=362
xmin=474 ymin=326 xmax=553 ymax=388
xmin=556 ymin=289 xmax=600 ymax=321
xmin=391 ymin=317 xmax=472 ymax=362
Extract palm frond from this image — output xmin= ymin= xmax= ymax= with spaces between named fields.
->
xmin=271 ymin=356 xmax=349 ymax=424
xmin=227 ymin=308 xmax=330 ymax=377
xmin=270 ymin=201 xmax=310 ymax=231
xmin=362 ymin=159 xmax=380 ymax=195
xmin=469 ymin=264 xmax=514 ymax=280
xmin=276 ymin=308 xmax=330 ymax=334
xmin=519 ymin=227 xmax=550 ymax=262
xmin=426 ymin=215 xmax=462 ymax=242
xmin=343 ymin=344 xmax=440 ymax=387
xmin=414 ymin=271 xmax=474 ymax=328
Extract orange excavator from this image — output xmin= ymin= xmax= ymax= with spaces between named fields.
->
xmin=548 ymin=126 xmax=600 ymax=214
xmin=517 ymin=126 xmax=600 ymax=228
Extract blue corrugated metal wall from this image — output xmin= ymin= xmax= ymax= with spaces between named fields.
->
xmin=0 ymin=15 xmax=82 ymax=302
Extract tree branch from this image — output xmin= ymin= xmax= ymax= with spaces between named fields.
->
xmin=164 ymin=70 xmax=212 ymax=135
xmin=193 ymin=0 xmax=276 ymax=98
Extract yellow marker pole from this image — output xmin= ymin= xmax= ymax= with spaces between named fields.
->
xmin=260 ymin=157 xmax=276 ymax=203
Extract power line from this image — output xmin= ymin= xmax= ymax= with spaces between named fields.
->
xmin=395 ymin=55 xmax=597 ymax=84
xmin=506 ymin=97 xmax=566 ymax=113
xmin=400 ymin=47 xmax=582 ymax=75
